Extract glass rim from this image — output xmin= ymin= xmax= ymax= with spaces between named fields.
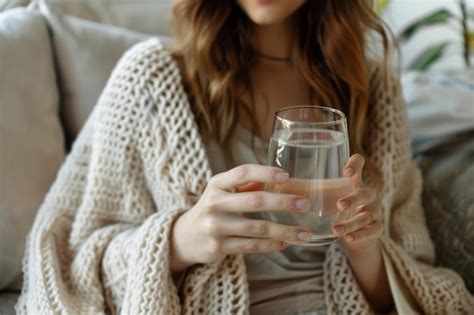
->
xmin=275 ymin=105 xmax=347 ymax=126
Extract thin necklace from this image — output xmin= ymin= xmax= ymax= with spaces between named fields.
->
xmin=253 ymin=51 xmax=292 ymax=64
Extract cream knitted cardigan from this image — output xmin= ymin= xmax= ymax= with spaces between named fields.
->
xmin=17 ymin=38 xmax=473 ymax=314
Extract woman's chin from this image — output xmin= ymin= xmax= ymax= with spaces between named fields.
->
xmin=246 ymin=12 xmax=289 ymax=26
xmin=249 ymin=18 xmax=284 ymax=26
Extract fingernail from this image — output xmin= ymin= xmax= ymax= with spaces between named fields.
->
xmin=333 ymin=225 xmax=345 ymax=235
xmin=295 ymin=199 xmax=310 ymax=211
xmin=275 ymin=172 xmax=289 ymax=182
xmin=344 ymin=167 xmax=355 ymax=177
xmin=338 ymin=200 xmax=350 ymax=210
xmin=297 ymin=231 xmax=312 ymax=242
xmin=346 ymin=234 xmax=354 ymax=242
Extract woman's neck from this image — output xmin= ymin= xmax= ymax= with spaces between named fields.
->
xmin=250 ymin=18 xmax=296 ymax=61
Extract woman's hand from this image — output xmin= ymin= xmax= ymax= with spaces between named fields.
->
xmin=333 ymin=154 xmax=383 ymax=254
xmin=169 ymin=164 xmax=313 ymax=274
xmin=333 ymin=154 xmax=393 ymax=311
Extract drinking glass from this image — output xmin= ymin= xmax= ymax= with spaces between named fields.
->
xmin=264 ymin=106 xmax=354 ymax=246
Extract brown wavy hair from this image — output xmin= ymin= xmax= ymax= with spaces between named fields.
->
xmin=171 ymin=0 xmax=391 ymax=189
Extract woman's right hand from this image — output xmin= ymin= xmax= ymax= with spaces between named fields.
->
xmin=170 ymin=164 xmax=313 ymax=274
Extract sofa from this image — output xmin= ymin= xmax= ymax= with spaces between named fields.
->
xmin=0 ymin=1 xmax=472 ymax=314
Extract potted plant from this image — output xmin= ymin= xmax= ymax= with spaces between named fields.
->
xmin=376 ymin=0 xmax=473 ymax=71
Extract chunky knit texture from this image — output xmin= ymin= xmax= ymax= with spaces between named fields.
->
xmin=17 ymin=38 xmax=473 ymax=314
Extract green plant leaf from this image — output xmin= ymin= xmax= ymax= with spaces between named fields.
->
xmin=400 ymin=9 xmax=454 ymax=41
xmin=375 ymin=0 xmax=391 ymax=15
xmin=410 ymin=42 xmax=450 ymax=71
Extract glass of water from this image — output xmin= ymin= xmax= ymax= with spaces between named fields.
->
xmin=264 ymin=106 xmax=354 ymax=246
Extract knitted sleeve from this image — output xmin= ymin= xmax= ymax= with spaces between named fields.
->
xmin=16 ymin=39 xmax=185 ymax=314
xmin=324 ymin=63 xmax=474 ymax=314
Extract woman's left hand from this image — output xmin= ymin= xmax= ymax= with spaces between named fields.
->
xmin=333 ymin=154 xmax=383 ymax=254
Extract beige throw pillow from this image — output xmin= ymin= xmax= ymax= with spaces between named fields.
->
xmin=33 ymin=0 xmax=173 ymax=35
xmin=38 ymin=3 xmax=171 ymax=142
xmin=0 ymin=7 xmax=65 ymax=290
xmin=0 ymin=0 xmax=30 ymax=12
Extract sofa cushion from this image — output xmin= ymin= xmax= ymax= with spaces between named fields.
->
xmin=0 ymin=0 xmax=30 ymax=12
xmin=33 ymin=0 xmax=173 ymax=35
xmin=38 ymin=4 xmax=172 ymax=144
xmin=414 ymin=131 xmax=474 ymax=293
xmin=0 ymin=292 xmax=19 ymax=315
xmin=0 ymin=7 xmax=65 ymax=290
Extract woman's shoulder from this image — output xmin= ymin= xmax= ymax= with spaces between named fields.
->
xmin=99 ymin=37 xmax=186 ymax=121
xmin=84 ymin=37 xmax=187 ymax=140
xmin=366 ymin=59 xmax=400 ymax=91
xmin=365 ymin=58 xmax=404 ymax=112
xmin=111 ymin=37 xmax=176 ymax=84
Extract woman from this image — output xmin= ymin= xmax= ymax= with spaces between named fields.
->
xmin=18 ymin=0 xmax=473 ymax=314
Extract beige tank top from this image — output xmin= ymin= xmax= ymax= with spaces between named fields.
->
xmin=206 ymin=125 xmax=327 ymax=315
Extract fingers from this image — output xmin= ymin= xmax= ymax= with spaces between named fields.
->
xmin=337 ymin=187 xmax=376 ymax=212
xmin=338 ymin=155 xmax=384 ymax=248
xmin=342 ymin=219 xmax=383 ymax=243
xmin=210 ymin=164 xmax=289 ymax=191
xmin=216 ymin=237 xmax=289 ymax=255
xmin=344 ymin=154 xmax=365 ymax=188
xmin=212 ymin=218 xmax=313 ymax=244
xmin=333 ymin=209 xmax=375 ymax=236
xmin=205 ymin=191 xmax=310 ymax=214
